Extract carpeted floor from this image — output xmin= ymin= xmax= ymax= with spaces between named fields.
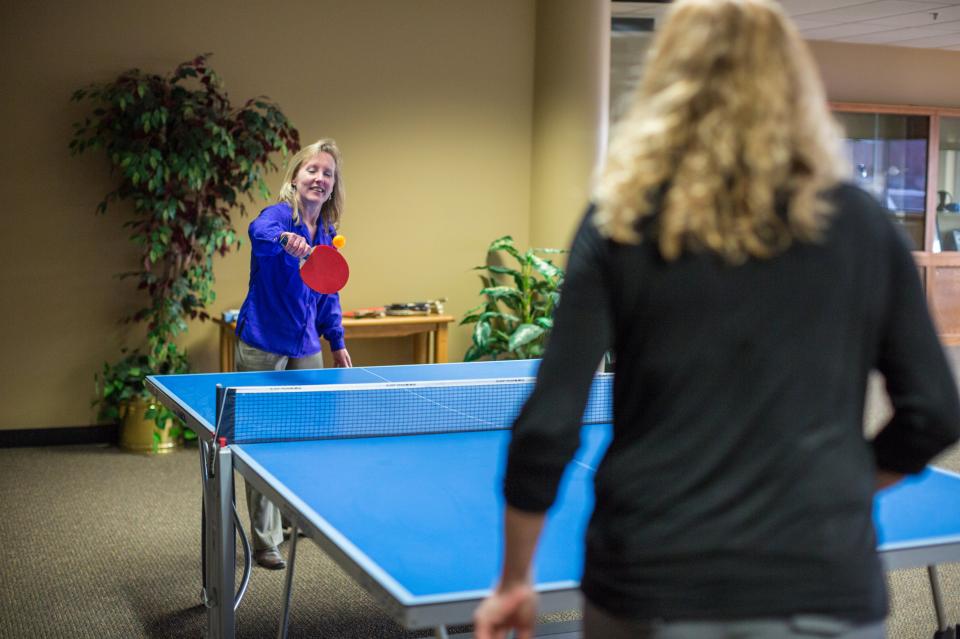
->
xmin=0 ymin=442 xmax=446 ymax=639
xmin=0 ymin=376 xmax=958 ymax=638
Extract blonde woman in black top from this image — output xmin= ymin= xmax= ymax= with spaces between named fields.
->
xmin=474 ymin=1 xmax=960 ymax=637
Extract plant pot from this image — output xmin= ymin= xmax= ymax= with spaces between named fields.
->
xmin=119 ymin=397 xmax=177 ymax=454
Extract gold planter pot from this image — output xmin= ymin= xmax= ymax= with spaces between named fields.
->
xmin=119 ymin=397 xmax=177 ymax=454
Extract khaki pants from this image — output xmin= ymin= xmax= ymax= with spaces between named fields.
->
xmin=583 ymin=599 xmax=885 ymax=639
xmin=235 ymin=339 xmax=324 ymax=550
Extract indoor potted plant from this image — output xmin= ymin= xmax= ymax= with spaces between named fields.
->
xmin=93 ymin=348 xmax=187 ymax=453
xmin=461 ymin=235 xmax=567 ymax=361
xmin=71 ymin=54 xmax=300 ymax=451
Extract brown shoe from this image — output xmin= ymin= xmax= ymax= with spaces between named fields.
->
xmin=254 ymin=547 xmax=286 ymax=570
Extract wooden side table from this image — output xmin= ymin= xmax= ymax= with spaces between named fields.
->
xmin=213 ymin=315 xmax=455 ymax=372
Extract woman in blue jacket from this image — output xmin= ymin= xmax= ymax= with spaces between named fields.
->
xmin=235 ymin=138 xmax=352 ymax=569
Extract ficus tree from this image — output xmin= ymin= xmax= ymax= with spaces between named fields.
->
xmin=70 ymin=54 xmax=300 ymax=435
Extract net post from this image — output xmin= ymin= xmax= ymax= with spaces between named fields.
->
xmin=214 ymin=384 xmax=225 ymax=445
xmin=213 ymin=384 xmax=238 ymax=445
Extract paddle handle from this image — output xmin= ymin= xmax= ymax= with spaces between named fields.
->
xmin=278 ymin=234 xmax=305 ymax=251
xmin=278 ymin=233 xmax=313 ymax=264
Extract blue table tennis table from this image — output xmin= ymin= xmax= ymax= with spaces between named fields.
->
xmin=147 ymin=359 xmax=960 ymax=639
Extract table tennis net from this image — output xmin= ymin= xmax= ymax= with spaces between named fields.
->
xmin=217 ymin=374 xmax=613 ymax=443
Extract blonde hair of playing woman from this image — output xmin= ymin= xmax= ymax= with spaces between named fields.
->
xmin=277 ymin=138 xmax=345 ymax=228
xmin=595 ymin=0 xmax=848 ymax=263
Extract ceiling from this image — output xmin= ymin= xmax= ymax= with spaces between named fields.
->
xmin=612 ymin=1 xmax=960 ymax=51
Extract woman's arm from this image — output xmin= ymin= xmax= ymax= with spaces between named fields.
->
xmin=473 ymin=507 xmax=545 ymax=639
xmin=872 ymin=213 xmax=960 ymax=474
xmin=503 ymin=208 xmax=613 ymax=511
xmin=475 ymin=207 xmax=615 ymax=636
xmin=249 ymin=204 xmax=293 ymax=256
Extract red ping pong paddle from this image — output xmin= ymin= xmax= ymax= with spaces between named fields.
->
xmin=280 ymin=235 xmax=349 ymax=294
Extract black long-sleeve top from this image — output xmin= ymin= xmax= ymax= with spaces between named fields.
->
xmin=504 ymin=183 xmax=960 ymax=622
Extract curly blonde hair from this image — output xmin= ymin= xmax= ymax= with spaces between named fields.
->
xmin=595 ymin=0 xmax=847 ymax=262
xmin=277 ymin=138 xmax=345 ymax=228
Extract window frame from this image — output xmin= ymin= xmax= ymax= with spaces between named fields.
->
xmin=831 ymin=102 xmax=960 ymax=254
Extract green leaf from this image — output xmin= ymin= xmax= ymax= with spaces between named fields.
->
xmin=479 ymin=310 xmax=520 ymax=324
xmin=488 ymin=235 xmax=514 ymax=251
xmin=480 ymin=286 xmax=522 ymax=302
xmin=529 ymin=254 xmax=562 ymax=280
xmin=488 ymin=235 xmax=522 ymax=260
xmin=463 ymin=301 xmax=486 ymax=316
xmin=464 ymin=344 xmax=485 ymax=362
xmin=472 ymin=264 xmax=520 ymax=277
xmin=508 ymin=323 xmax=545 ymax=352
xmin=472 ymin=321 xmax=492 ymax=349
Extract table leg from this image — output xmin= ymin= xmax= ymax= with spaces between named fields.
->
xmin=413 ymin=333 xmax=429 ymax=364
xmin=203 ymin=445 xmax=237 ymax=638
xmin=228 ymin=331 xmax=237 ymax=373
xmin=435 ymin=324 xmax=449 ymax=363
xmin=928 ymin=565 xmax=950 ymax=635
xmin=219 ymin=325 xmax=230 ymax=373
xmin=278 ymin=526 xmax=300 ymax=639
xmin=199 ymin=446 xmax=209 ymax=608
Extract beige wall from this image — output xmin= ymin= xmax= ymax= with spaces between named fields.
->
xmin=0 ymin=0 xmax=537 ymax=430
xmin=529 ymin=0 xmax=609 ymax=251
xmin=6 ymin=3 xmax=960 ymax=432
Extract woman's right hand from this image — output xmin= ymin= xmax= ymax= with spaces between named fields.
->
xmin=280 ymin=232 xmax=312 ymax=258
xmin=473 ymin=581 xmax=538 ymax=639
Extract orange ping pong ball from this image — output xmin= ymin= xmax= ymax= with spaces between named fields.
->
xmin=332 ymin=234 xmax=346 ymax=249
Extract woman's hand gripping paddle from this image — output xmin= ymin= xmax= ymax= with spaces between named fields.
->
xmin=280 ymin=234 xmax=349 ymax=294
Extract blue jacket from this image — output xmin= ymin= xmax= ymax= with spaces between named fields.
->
xmin=236 ymin=202 xmax=345 ymax=356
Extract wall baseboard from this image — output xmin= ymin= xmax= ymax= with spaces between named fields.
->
xmin=0 ymin=425 xmax=118 ymax=448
